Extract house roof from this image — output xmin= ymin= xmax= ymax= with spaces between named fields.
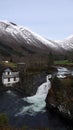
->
xmin=4 ymin=68 xmax=12 ymax=72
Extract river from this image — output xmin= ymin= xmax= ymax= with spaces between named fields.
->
xmin=0 ymin=67 xmax=73 ymax=129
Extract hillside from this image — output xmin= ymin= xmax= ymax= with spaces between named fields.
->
xmin=46 ymin=76 xmax=73 ymax=122
xmin=0 ymin=21 xmax=73 ymax=63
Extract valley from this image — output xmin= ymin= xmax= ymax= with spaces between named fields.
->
xmin=0 ymin=20 xmax=73 ymax=129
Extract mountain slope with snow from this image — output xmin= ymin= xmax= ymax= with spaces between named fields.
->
xmin=56 ymin=35 xmax=73 ymax=51
xmin=0 ymin=20 xmax=73 ymax=59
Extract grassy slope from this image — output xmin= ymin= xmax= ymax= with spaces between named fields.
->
xmin=54 ymin=60 xmax=73 ymax=66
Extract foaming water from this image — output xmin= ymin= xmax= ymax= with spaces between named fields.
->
xmin=15 ymin=76 xmax=51 ymax=116
xmin=57 ymin=67 xmax=70 ymax=78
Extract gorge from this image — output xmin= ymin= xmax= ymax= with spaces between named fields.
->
xmin=0 ymin=67 xmax=73 ymax=129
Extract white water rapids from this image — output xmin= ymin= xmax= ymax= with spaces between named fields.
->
xmin=57 ymin=67 xmax=72 ymax=78
xmin=15 ymin=75 xmax=51 ymax=116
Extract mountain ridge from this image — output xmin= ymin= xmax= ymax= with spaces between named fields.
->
xmin=0 ymin=20 xmax=73 ymax=61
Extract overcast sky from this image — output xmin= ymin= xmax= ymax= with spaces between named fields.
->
xmin=0 ymin=0 xmax=73 ymax=40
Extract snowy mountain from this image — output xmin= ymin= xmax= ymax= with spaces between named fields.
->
xmin=0 ymin=20 xmax=73 ymax=59
xmin=56 ymin=35 xmax=73 ymax=51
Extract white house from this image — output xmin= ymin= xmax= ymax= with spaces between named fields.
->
xmin=2 ymin=68 xmax=20 ymax=87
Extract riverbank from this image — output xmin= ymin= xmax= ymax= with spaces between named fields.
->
xmin=0 ymin=72 xmax=47 ymax=97
xmin=54 ymin=60 xmax=73 ymax=67
xmin=0 ymin=65 xmax=57 ymax=96
xmin=46 ymin=70 xmax=73 ymax=123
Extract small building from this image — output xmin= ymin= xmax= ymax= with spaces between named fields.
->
xmin=2 ymin=68 xmax=19 ymax=87
xmin=2 ymin=60 xmax=9 ymax=63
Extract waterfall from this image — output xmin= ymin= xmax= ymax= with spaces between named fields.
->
xmin=15 ymin=75 xmax=51 ymax=116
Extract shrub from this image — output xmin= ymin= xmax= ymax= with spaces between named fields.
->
xmin=0 ymin=113 xmax=9 ymax=127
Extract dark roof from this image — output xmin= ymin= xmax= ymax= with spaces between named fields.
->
xmin=4 ymin=68 xmax=12 ymax=72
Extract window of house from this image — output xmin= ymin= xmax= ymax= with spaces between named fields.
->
xmin=14 ymin=77 xmax=16 ymax=81
xmin=8 ymin=72 xmax=9 ymax=75
xmin=8 ymin=78 xmax=10 ymax=82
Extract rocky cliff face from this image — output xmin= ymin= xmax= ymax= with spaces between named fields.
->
xmin=46 ymin=76 xmax=73 ymax=121
xmin=14 ymin=71 xmax=47 ymax=96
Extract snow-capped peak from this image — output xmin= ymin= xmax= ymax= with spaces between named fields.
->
xmin=0 ymin=20 xmax=60 ymax=50
xmin=0 ymin=20 xmax=73 ymax=54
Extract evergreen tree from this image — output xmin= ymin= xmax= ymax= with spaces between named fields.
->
xmin=48 ymin=52 xmax=54 ymax=66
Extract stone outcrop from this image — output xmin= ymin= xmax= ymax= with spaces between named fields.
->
xmin=46 ymin=76 xmax=73 ymax=122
